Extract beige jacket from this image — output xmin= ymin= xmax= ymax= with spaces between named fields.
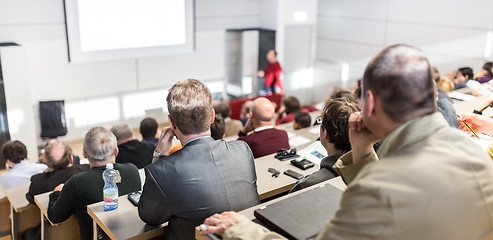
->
xmin=224 ymin=112 xmax=493 ymax=240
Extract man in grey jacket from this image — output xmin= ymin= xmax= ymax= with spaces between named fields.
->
xmin=138 ymin=79 xmax=260 ymax=240
xmin=200 ymin=45 xmax=493 ymax=240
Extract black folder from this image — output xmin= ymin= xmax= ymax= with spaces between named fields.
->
xmin=254 ymin=184 xmax=343 ymax=240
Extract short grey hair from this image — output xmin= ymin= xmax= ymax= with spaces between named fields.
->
xmin=110 ymin=123 xmax=133 ymax=143
xmin=83 ymin=126 xmax=117 ymax=162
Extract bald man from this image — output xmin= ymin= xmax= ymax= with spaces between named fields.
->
xmin=238 ymin=97 xmax=289 ymax=158
xmin=26 ymin=141 xmax=89 ymax=203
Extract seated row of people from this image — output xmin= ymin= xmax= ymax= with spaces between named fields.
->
xmin=200 ymin=44 xmax=493 ymax=240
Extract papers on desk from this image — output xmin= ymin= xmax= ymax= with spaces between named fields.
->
xmin=298 ymin=141 xmax=328 ymax=165
xmin=287 ymin=131 xmax=296 ymax=139
xmin=289 ymin=136 xmax=311 ymax=147
xmin=308 ymin=126 xmax=320 ymax=135
xmin=448 ymin=91 xmax=475 ymax=101
xmin=471 ymin=133 xmax=493 ymax=151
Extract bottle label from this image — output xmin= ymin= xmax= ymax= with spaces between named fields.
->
xmin=103 ymin=189 xmax=119 ymax=211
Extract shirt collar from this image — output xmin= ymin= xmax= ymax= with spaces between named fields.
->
xmin=183 ymin=135 xmax=211 ymax=148
xmin=377 ymin=118 xmax=417 ymax=157
xmin=254 ymin=126 xmax=274 ymax=132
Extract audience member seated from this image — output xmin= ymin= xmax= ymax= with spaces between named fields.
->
xmin=211 ymin=115 xmax=226 ymax=140
xmin=475 ymin=62 xmax=493 ymax=83
xmin=201 ymin=44 xmax=493 ymax=240
xmin=26 ymin=141 xmax=90 ymax=203
xmin=111 ymin=123 xmax=155 ymax=169
xmin=293 ymin=112 xmax=311 ymax=130
xmin=138 ymin=79 xmax=260 ymax=240
xmin=240 ymin=100 xmax=253 ymax=126
xmin=23 ymin=141 xmax=90 ymax=240
xmin=0 ymin=140 xmax=47 ymax=189
xmin=276 ymin=96 xmax=302 ymax=125
xmin=213 ymin=100 xmax=243 ymax=137
xmin=48 ymin=127 xmax=141 ymax=240
xmin=438 ymin=77 xmax=454 ymax=93
xmin=140 ymin=117 xmax=159 ymax=145
xmin=238 ymin=97 xmax=290 ymax=158
xmin=291 ymin=98 xmax=359 ymax=192
xmin=432 ymin=66 xmax=459 ymax=128
xmin=453 ymin=67 xmax=474 ymax=90
xmin=330 ymin=89 xmax=357 ymax=103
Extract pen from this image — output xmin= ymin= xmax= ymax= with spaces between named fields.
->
xmin=455 ymin=112 xmax=479 ymax=139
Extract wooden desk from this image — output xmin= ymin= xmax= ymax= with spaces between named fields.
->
xmin=255 ymin=152 xmax=319 ymax=200
xmin=4 ymin=185 xmax=40 ymax=240
xmin=34 ymin=192 xmax=80 ymax=240
xmin=87 ymin=195 xmax=167 ymax=240
xmin=0 ymin=191 xmax=10 ymax=239
xmin=195 ymin=177 xmax=346 ymax=240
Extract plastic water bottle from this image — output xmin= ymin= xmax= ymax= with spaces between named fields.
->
xmin=103 ymin=163 xmax=118 ymax=211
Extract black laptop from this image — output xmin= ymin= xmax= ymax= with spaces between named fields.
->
xmin=254 ymin=184 xmax=343 ymax=240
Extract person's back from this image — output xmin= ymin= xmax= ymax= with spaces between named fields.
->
xmin=47 ymin=127 xmax=141 ymax=240
xmin=321 ymin=113 xmax=493 ymax=239
xmin=48 ymin=163 xmax=140 ymax=239
xmin=139 ymin=137 xmax=259 ymax=239
xmin=112 ymin=123 xmax=154 ymax=169
xmin=27 ymin=165 xmax=89 ymax=203
xmin=0 ymin=140 xmax=47 ymax=189
xmin=116 ymin=139 xmax=155 ymax=168
xmin=239 ymin=128 xmax=289 ymax=158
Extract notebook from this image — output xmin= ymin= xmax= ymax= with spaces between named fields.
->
xmin=254 ymin=184 xmax=343 ymax=240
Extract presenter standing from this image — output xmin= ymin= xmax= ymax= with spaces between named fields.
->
xmin=258 ymin=49 xmax=283 ymax=94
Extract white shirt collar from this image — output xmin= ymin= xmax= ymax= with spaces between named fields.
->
xmin=254 ymin=126 xmax=274 ymax=132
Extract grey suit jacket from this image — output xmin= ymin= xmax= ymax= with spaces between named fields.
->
xmin=138 ymin=136 xmax=260 ymax=240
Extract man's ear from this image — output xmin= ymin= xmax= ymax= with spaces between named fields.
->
xmin=168 ymin=115 xmax=177 ymax=130
xmin=69 ymin=155 xmax=74 ymax=165
xmin=114 ymin=147 xmax=119 ymax=157
xmin=365 ymin=90 xmax=376 ymax=118
xmin=210 ymin=108 xmax=215 ymax=124
xmin=82 ymin=150 xmax=87 ymax=159
xmin=321 ymin=126 xmax=328 ymax=141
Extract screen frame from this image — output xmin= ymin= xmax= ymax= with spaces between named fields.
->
xmin=63 ymin=0 xmax=195 ymax=63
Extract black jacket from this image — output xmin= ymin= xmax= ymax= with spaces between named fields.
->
xmin=48 ymin=163 xmax=141 ymax=240
xmin=116 ymin=139 xmax=155 ymax=169
xmin=26 ymin=164 xmax=90 ymax=204
xmin=291 ymin=154 xmax=343 ymax=192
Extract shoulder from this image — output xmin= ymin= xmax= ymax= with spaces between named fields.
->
xmin=114 ymin=163 xmax=139 ymax=172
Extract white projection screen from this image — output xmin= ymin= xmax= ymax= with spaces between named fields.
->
xmin=63 ymin=0 xmax=195 ymax=63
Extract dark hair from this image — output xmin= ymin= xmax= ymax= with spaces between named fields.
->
xmin=167 ymin=79 xmax=212 ymax=135
xmin=210 ymin=115 xmax=225 ymax=140
xmin=483 ymin=62 xmax=493 ymax=78
xmin=321 ymin=98 xmax=360 ymax=152
xmin=331 ymin=90 xmax=356 ymax=103
xmin=354 ymin=79 xmax=362 ymax=100
xmin=2 ymin=140 xmax=27 ymax=164
xmin=213 ymin=101 xmax=231 ymax=119
xmin=458 ymin=67 xmax=474 ymax=80
xmin=283 ymin=96 xmax=301 ymax=114
xmin=363 ymin=44 xmax=436 ymax=123
xmin=140 ymin=117 xmax=158 ymax=138
xmin=45 ymin=141 xmax=72 ymax=170
xmin=294 ymin=112 xmax=311 ymax=129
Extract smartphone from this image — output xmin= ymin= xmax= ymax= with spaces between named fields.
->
xmin=284 ymin=169 xmax=304 ymax=180
xmin=127 ymin=191 xmax=141 ymax=206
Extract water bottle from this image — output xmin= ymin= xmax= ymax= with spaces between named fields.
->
xmin=103 ymin=163 xmax=118 ymax=211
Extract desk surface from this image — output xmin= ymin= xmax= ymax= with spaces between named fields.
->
xmin=4 ymin=184 xmax=33 ymax=212
xmin=0 ymin=190 xmax=5 ymax=200
xmin=195 ymin=177 xmax=346 ymax=240
xmin=34 ymin=192 xmax=54 ymax=225
xmin=87 ymin=195 xmax=167 ymax=240
xmin=243 ymin=177 xmax=346 ymax=219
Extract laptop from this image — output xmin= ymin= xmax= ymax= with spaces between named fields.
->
xmin=254 ymin=184 xmax=343 ymax=240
